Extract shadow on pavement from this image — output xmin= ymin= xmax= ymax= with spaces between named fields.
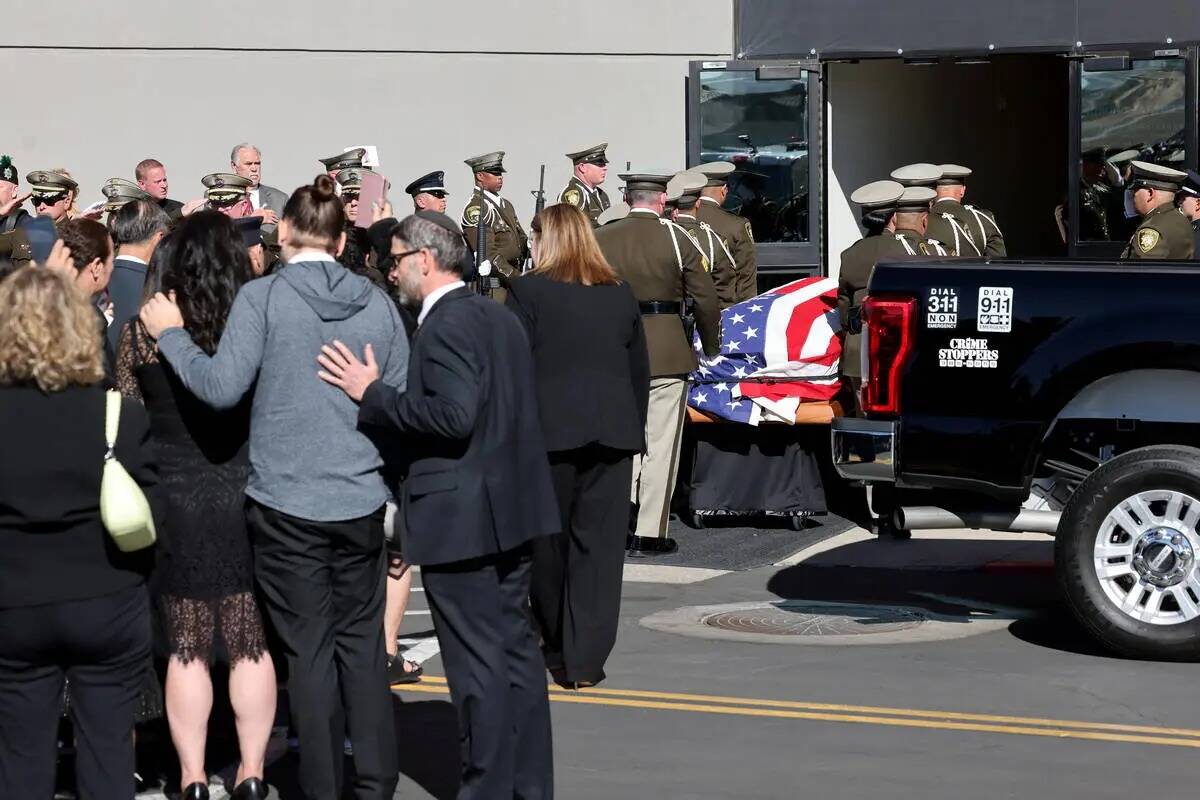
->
xmin=392 ymin=696 xmax=460 ymax=800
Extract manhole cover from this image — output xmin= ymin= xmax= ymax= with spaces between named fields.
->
xmin=702 ymin=602 xmax=926 ymax=636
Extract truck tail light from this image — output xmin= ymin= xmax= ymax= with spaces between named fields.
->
xmin=862 ymin=295 xmax=917 ymax=416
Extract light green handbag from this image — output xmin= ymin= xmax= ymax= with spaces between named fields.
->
xmin=100 ymin=390 xmax=157 ymax=552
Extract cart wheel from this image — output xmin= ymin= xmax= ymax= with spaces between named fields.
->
xmin=875 ymin=515 xmax=911 ymax=540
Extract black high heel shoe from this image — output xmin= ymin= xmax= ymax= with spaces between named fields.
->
xmin=181 ymin=782 xmax=209 ymax=800
xmin=231 ymin=777 xmax=269 ymax=800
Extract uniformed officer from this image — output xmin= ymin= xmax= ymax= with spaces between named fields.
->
xmin=922 ymin=164 xmax=1006 ymax=257
xmin=200 ymin=172 xmax=254 ymax=217
xmin=318 ymin=147 xmax=368 ymax=179
xmin=890 ymin=186 xmax=945 ymax=256
xmin=0 ymin=156 xmax=32 ymax=265
xmin=406 ymin=170 xmax=448 ymax=213
xmin=1177 ymin=169 xmax=1200 ymax=257
xmin=460 ymin=151 xmax=528 ymax=301
xmin=890 ymin=164 xmax=958 ymax=254
xmin=27 ymin=170 xmax=78 ymax=224
xmin=559 ymin=143 xmax=611 ymax=227
xmin=594 ymin=171 xmax=720 ymax=556
xmin=669 ymin=170 xmax=743 ymax=308
xmin=336 ymin=168 xmax=364 ymax=223
xmin=101 ymin=178 xmax=153 ymax=215
xmin=694 ymin=161 xmax=759 ymax=302
xmin=1121 ymin=161 xmax=1195 ymax=260
xmin=837 ymin=180 xmax=905 ymax=400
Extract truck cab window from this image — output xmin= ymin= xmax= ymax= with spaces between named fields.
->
xmin=698 ymin=68 xmax=810 ymax=243
xmin=1078 ymin=58 xmax=1186 ymax=243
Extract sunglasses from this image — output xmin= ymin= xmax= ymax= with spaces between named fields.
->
xmin=425 ymin=191 xmax=448 ymax=199
xmin=32 ymin=194 xmax=66 ymax=206
xmin=343 ymin=191 xmax=361 ymax=200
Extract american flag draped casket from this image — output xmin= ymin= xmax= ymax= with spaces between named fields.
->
xmin=687 ymin=276 xmax=842 ymax=425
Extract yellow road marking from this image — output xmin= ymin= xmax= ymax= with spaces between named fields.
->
xmin=396 ymin=678 xmax=1200 ymax=746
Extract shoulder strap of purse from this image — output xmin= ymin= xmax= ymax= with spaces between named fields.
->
xmin=105 ymin=389 xmax=121 ymax=457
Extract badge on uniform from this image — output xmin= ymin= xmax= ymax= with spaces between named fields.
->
xmin=464 ymin=205 xmax=481 ymax=226
xmin=1137 ymin=228 xmax=1161 ymax=254
xmin=744 ymin=221 xmax=754 ymax=242
xmin=562 ymin=188 xmax=582 ymax=207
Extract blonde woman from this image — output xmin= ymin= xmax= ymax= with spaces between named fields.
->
xmin=0 ymin=266 xmax=158 ymax=800
xmin=505 ymin=203 xmax=650 ymax=688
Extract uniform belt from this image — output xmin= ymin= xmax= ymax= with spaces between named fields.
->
xmin=639 ymin=301 xmax=682 ymax=315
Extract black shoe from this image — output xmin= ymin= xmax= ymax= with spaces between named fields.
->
xmin=231 ymin=777 xmax=268 ymax=800
xmin=181 ymin=782 xmax=209 ymax=800
xmin=626 ymin=534 xmax=678 ymax=555
xmin=387 ymin=653 xmax=423 ymax=685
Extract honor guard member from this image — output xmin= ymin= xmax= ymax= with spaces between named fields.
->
xmin=559 ymin=143 xmax=611 ymax=226
xmin=594 ymin=171 xmax=720 ymax=555
xmin=669 ymin=170 xmax=745 ymax=308
xmin=838 ymin=180 xmax=905 ymax=401
xmin=318 ymin=147 xmax=367 ymax=179
xmin=890 ymin=164 xmax=957 ymax=254
xmin=0 ymin=155 xmax=32 ymax=265
xmin=406 ymin=170 xmax=448 ymax=213
xmin=694 ymin=161 xmax=758 ymax=302
xmin=1121 ymin=161 xmax=1195 ymax=260
xmin=336 ymin=168 xmax=363 ymax=223
xmin=890 ymin=186 xmax=945 ymax=256
xmin=461 ymin=151 xmax=529 ymax=301
xmin=101 ymin=178 xmax=152 ymax=215
xmin=201 ymin=173 xmax=254 ymax=217
xmin=1176 ymin=169 xmax=1200 ymax=256
xmin=27 ymin=170 xmax=78 ymax=224
xmin=922 ymin=164 xmax=1006 ymax=258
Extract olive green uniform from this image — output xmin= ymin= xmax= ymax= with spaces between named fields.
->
xmin=696 ymin=197 xmax=758 ymax=301
xmin=837 ymin=234 xmax=887 ymax=381
xmin=1120 ymin=202 xmax=1196 ymax=260
xmin=461 ymin=189 xmax=529 ymax=302
xmin=0 ymin=210 xmax=32 ymax=265
xmin=595 ymin=208 xmax=720 ymax=541
xmin=674 ymin=212 xmax=740 ymax=308
xmin=925 ymin=198 xmax=1006 ymax=258
xmin=558 ymin=176 xmax=610 ymax=227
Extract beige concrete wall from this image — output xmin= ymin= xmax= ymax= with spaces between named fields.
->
xmin=2 ymin=2 xmax=731 ymax=222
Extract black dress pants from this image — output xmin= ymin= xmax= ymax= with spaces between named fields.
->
xmin=422 ymin=545 xmax=553 ymax=800
xmin=531 ymin=445 xmax=633 ymax=685
xmin=247 ymin=501 xmax=398 ymax=800
xmin=0 ymin=583 xmax=150 ymax=800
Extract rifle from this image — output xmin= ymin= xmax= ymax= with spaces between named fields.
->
xmin=475 ymin=190 xmax=490 ymax=297
xmin=524 ymin=165 xmax=546 ymax=273
xmin=531 ymin=164 xmax=546 ymax=215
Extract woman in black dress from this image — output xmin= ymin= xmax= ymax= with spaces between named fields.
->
xmin=116 ymin=212 xmax=274 ymax=800
xmin=506 ymin=204 xmax=650 ymax=688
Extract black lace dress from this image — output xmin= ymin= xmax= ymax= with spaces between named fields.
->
xmin=117 ymin=322 xmax=267 ymax=666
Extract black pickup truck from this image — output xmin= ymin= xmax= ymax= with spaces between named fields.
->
xmin=831 ymin=259 xmax=1200 ymax=660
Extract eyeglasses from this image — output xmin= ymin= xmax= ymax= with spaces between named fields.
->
xmin=32 ymin=195 xmax=65 ymax=206
xmin=391 ymin=249 xmax=421 ymax=263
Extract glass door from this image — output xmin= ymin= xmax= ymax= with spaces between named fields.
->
xmin=1069 ymin=49 xmax=1196 ymax=258
xmin=687 ymin=59 xmax=822 ymax=273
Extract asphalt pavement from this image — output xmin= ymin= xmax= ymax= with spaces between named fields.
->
xmin=124 ymin=520 xmax=1200 ymax=799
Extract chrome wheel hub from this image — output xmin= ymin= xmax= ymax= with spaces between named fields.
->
xmin=1093 ymin=490 xmax=1200 ymax=626
xmin=1130 ymin=528 xmax=1194 ymax=588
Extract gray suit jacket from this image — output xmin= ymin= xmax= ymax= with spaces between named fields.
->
xmin=255 ymin=184 xmax=288 ymax=219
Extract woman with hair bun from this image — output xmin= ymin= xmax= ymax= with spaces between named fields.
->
xmin=139 ymin=175 xmax=408 ymax=800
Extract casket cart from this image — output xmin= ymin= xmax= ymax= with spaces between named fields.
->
xmin=674 ymin=277 xmax=846 ymax=529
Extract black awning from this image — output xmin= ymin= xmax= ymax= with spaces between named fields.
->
xmin=736 ymin=0 xmax=1199 ymax=58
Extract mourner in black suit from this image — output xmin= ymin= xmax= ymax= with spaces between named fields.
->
xmin=505 ymin=204 xmax=650 ymax=687
xmin=0 ymin=267 xmax=158 ymax=800
xmin=319 ymin=211 xmax=559 ymax=799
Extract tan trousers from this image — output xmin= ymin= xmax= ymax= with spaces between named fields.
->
xmin=630 ymin=377 xmax=688 ymax=539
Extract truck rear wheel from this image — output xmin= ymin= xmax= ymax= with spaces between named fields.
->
xmin=1058 ymin=445 xmax=1200 ymax=661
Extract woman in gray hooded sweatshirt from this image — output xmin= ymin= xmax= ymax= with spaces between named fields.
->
xmin=140 ymin=174 xmax=405 ymax=800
